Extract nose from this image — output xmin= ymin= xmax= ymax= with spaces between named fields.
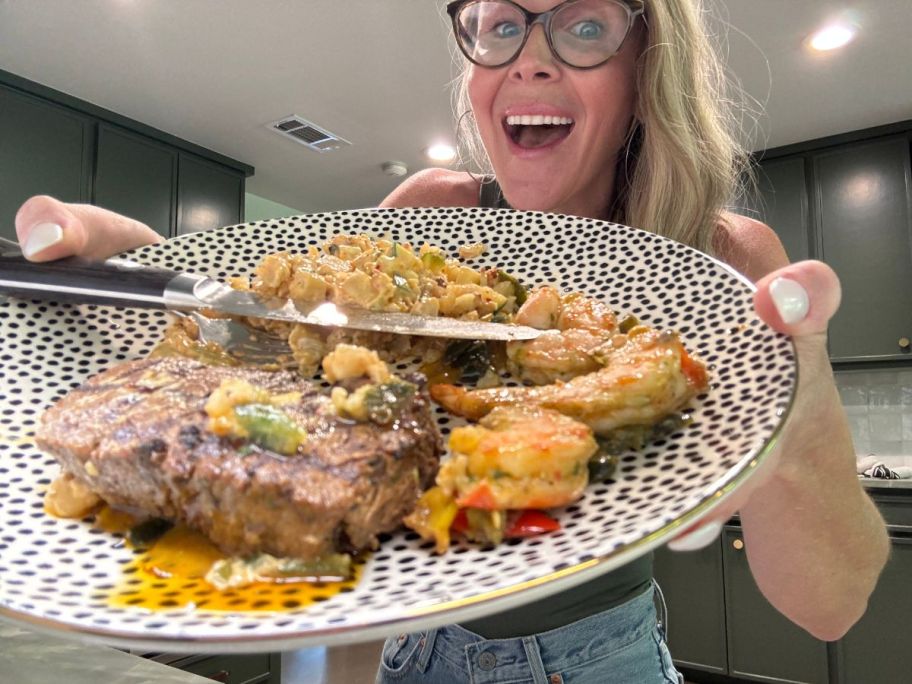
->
xmin=508 ymin=24 xmax=560 ymax=82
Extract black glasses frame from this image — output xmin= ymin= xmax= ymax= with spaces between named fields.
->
xmin=446 ymin=0 xmax=645 ymax=70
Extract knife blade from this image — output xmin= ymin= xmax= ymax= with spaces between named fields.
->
xmin=0 ymin=239 xmax=544 ymax=341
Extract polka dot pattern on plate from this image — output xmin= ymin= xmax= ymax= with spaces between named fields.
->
xmin=0 ymin=207 xmax=796 ymax=652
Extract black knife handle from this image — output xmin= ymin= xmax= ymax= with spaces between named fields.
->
xmin=0 ymin=252 xmax=183 ymax=309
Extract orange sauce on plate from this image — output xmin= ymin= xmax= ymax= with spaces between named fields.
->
xmin=94 ymin=507 xmax=362 ymax=612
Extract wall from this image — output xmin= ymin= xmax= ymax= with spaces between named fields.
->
xmin=835 ymin=368 xmax=912 ymax=467
xmin=244 ymin=192 xmax=303 ymax=222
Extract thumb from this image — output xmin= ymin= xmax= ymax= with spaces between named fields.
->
xmin=753 ymin=260 xmax=841 ymax=337
xmin=15 ymin=195 xmax=89 ymax=262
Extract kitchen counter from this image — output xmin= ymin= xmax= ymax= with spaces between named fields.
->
xmin=0 ymin=621 xmax=212 ymax=684
xmin=860 ymin=477 xmax=912 ymax=490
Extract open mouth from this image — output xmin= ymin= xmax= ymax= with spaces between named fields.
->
xmin=504 ymin=115 xmax=574 ymax=150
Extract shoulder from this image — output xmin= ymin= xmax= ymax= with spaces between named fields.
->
xmin=713 ymin=211 xmax=790 ymax=283
xmin=379 ymin=168 xmax=479 ymax=209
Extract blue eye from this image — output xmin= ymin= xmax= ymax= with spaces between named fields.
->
xmin=494 ymin=21 xmax=523 ymax=39
xmin=569 ymin=20 xmax=603 ymax=40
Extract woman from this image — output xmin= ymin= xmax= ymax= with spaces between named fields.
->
xmin=14 ymin=1 xmax=889 ymax=682
xmin=374 ymin=0 xmax=889 ymax=681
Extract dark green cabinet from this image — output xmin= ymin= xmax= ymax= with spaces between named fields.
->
xmin=722 ymin=527 xmax=829 ymax=684
xmin=813 ymin=137 xmax=912 ymax=362
xmin=834 ymin=495 xmax=912 ymax=684
xmin=751 ymin=127 xmax=912 ymax=364
xmin=178 ymin=153 xmax=244 ymax=234
xmin=658 ymin=491 xmax=912 ymax=684
xmin=656 ymin=530 xmax=828 ymax=683
xmin=748 ymin=157 xmax=812 ymax=264
xmin=0 ymin=86 xmax=94 ymax=241
xmin=653 ymin=540 xmax=727 ymax=674
xmin=94 ymin=124 xmax=177 ymax=238
xmin=0 ymin=72 xmax=251 ymax=243
xmin=168 ymin=652 xmax=279 ymax=683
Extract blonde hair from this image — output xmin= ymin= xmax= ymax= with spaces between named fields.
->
xmin=453 ymin=0 xmax=750 ymax=255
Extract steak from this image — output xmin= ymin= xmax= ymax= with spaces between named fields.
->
xmin=36 ymin=356 xmax=442 ymax=561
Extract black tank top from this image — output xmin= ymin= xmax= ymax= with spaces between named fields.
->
xmin=462 ymin=178 xmax=653 ymax=638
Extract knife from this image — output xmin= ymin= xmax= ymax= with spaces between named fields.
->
xmin=0 ymin=239 xmax=544 ymax=341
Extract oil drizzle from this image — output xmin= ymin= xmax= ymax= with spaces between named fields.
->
xmin=95 ymin=508 xmax=362 ymax=612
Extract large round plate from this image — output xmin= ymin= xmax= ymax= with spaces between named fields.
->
xmin=0 ymin=207 xmax=796 ymax=652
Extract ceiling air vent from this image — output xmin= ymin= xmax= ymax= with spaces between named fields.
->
xmin=268 ymin=115 xmax=351 ymax=152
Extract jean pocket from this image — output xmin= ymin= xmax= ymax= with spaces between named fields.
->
xmin=653 ymin=628 xmax=684 ymax=684
xmin=379 ymin=631 xmax=425 ymax=677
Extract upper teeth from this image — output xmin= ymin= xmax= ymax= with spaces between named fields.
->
xmin=505 ymin=115 xmax=573 ymax=126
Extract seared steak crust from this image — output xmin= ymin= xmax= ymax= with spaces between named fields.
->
xmin=37 ymin=356 xmax=442 ymax=560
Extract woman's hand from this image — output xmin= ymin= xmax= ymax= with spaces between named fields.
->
xmin=669 ymin=259 xmax=842 ymax=550
xmin=669 ymin=259 xmax=888 ymax=640
xmin=14 ymin=195 xmax=165 ymax=261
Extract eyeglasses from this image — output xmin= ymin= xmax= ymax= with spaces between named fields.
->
xmin=446 ymin=0 xmax=644 ymax=70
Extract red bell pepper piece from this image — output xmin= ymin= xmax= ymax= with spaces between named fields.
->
xmin=505 ymin=510 xmax=560 ymax=538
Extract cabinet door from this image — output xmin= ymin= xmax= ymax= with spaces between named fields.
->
xmin=177 ymin=153 xmax=243 ymax=235
xmin=836 ymin=534 xmax=912 ymax=684
xmin=813 ymin=137 xmax=912 ymax=362
xmin=722 ymin=527 xmax=829 ymax=683
xmin=0 ymin=86 xmax=93 ymax=241
xmin=94 ymin=124 xmax=177 ymax=238
xmin=751 ymin=157 xmax=812 ymax=264
xmin=174 ymin=652 xmax=274 ymax=683
xmin=653 ymin=541 xmax=728 ymax=674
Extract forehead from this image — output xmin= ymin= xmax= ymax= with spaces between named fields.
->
xmin=520 ymin=0 xmax=570 ymax=10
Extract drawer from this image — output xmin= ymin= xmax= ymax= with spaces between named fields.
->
xmin=174 ymin=653 xmax=272 ymax=684
xmin=869 ymin=491 xmax=912 ymax=530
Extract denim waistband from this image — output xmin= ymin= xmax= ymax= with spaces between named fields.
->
xmin=422 ymin=582 xmax=658 ymax=681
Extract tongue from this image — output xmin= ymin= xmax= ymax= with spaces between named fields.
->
xmin=516 ymin=124 xmax=569 ymax=149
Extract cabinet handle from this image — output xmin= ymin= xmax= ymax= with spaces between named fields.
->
xmin=207 ymin=671 xmax=230 ymax=683
xmin=900 ymin=337 xmax=911 ymax=351
xmin=732 ymin=538 xmax=744 ymax=551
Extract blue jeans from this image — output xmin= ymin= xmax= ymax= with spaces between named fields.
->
xmin=375 ymin=582 xmax=683 ymax=683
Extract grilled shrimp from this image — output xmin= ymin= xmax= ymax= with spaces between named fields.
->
xmin=508 ymin=287 xmax=618 ymax=384
xmin=438 ymin=405 xmax=597 ymax=510
xmin=432 ymin=329 xmax=708 ymax=436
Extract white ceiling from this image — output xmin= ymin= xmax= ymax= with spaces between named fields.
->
xmin=1 ymin=1 xmax=910 ymax=214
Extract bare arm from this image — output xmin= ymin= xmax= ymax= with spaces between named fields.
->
xmin=719 ymin=214 xmax=889 ymax=641
xmin=15 ymin=195 xmax=163 ymax=261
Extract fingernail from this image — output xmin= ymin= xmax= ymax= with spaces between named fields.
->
xmin=667 ymin=520 xmax=723 ymax=552
xmin=769 ymin=277 xmax=809 ymax=324
xmin=23 ymin=222 xmax=63 ymax=258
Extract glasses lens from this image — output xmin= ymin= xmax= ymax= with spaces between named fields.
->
xmin=454 ymin=1 xmax=528 ymax=66
xmin=551 ymin=0 xmax=632 ymax=67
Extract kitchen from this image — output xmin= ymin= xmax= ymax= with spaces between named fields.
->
xmin=1 ymin=1 xmax=911 ymax=683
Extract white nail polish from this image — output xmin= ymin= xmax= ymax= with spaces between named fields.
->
xmin=23 ymin=222 xmax=64 ymax=258
xmin=667 ymin=520 xmax=723 ymax=552
xmin=769 ymin=277 xmax=809 ymax=324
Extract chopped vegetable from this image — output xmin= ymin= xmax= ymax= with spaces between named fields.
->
xmin=234 ymin=403 xmax=308 ymax=455
xmin=496 ymin=269 xmax=528 ymax=306
xmin=204 ymin=379 xmax=306 ymax=455
xmin=403 ymin=486 xmax=459 ymax=554
xmin=420 ymin=250 xmax=446 ymax=273
xmin=206 ymin=552 xmax=352 ymax=590
xmin=587 ymin=450 xmax=619 ymax=483
xmin=504 ymin=510 xmax=560 ymax=538
xmin=362 ymin=381 xmax=417 ymax=424
xmin=451 ymin=508 xmax=558 ymax=543
xmin=618 ymin=314 xmax=640 ymax=334
xmin=444 ymin=339 xmax=495 ymax=380
xmin=463 ymin=508 xmax=505 ymax=545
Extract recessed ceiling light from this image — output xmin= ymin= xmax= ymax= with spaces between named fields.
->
xmin=425 ymin=143 xmax=457 ymax=163
xmin=809 ymin=23 xmax=857 ymax=51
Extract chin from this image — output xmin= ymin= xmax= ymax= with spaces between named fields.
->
xmin=496 ymin=175 xmax=569 ymax=215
